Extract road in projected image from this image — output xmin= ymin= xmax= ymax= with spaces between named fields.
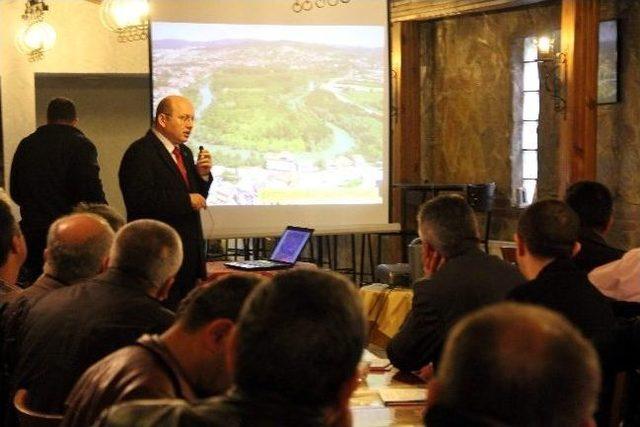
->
xmin=152 ymin=23 xmax=385 ymax=206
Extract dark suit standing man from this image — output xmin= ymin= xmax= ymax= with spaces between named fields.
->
xmin=119 ymin=95 xmax=212 ymax=309
xmin=10 ymin=97 xmax=106 ymax=283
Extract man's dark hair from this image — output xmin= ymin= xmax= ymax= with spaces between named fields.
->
xmin=418 ymin=194 xmax=478 ymax=258
xmin=434 ymin=303 xmax=600 ymax=427
xmin=47 ymin=97 xmax=77 ymax=123
xmin=565 ymin=181 xmax=613 ymax=231
xmin=176 ymin=273 xmax=263 ymax=332
xmin=234 ymin=269 xmax=366 ymax=407
xmin=0 ymin=194 xmax=20 ymax=266
xmin=518 ymin=200 xmax=579 ymax=259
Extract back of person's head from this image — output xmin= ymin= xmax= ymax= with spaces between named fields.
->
xmin=73 ymin=203 xmax=125 ymax=232
xmin=565 ymin=181 xmax=613 ymax=232
xmin=517 ymin=200 xmax=579 ymax=259
xmin=0 ymin=192 xmax=21 ymax=267
xmin=176 ymin=273 xmax=263 ymax=332
xmin=109 ymin=220 xmax=183 ymax=289
xmin=47 ymin=97 xmax=77 ymax=123
xmin=418 ymin=194 xmax=478 ymax=258
xmin=433 ymin=302 xmax=600 ymax=427
xmin=45 ymin=213 xmax=115 ymax=284
xmin=234 ymin=269 xmax=366 ymax=407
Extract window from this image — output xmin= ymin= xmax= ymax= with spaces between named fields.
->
xmin=516 ymin=37 xmax=540 ymax=206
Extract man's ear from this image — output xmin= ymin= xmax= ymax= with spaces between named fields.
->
xmin=603 ymin=216 xmax=614 ymax=235
xmin=156 ymin=114 xmax=168 ymax=129
xmin=203 ymin=319 xmax=235 ymax=352
xmin=12 ymin=234 xmax=27 ymax=261
xmin=514 ymin=233 xmax=526 ymax=258
xmin=156 ymin=276 xmax=176 ymax=301
xmin=426 ymin=378 xmax=441 ymax=411
xmin=225 ymin=327 xmax=238 ymax=375
xmin=572 ymin=241 xmax=582 ymax=257
xmin=99 ymin=256 xmax=109 ymax=274
xmin=43 ymin=248 xmax=50 ymax=263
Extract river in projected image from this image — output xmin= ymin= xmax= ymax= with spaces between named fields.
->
xmin=152 ymin=23 xmax=385 ymax=206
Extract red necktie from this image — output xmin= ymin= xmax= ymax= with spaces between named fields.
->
xmin=172 ymin=146 xmax=190 ymax=189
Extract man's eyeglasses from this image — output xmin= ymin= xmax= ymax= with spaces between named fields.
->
xmin=163 ymin=113 xmax=195 ymax=124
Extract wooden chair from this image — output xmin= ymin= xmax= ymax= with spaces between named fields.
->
xmin=13 ymin=389 xmax=63 ymax=427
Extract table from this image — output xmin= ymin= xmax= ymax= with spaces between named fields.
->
xmin=205 ymin=261 xmax=317 ymax=281
xmin=360 ymin=284 xmax=413 ymax=347
xmin=351 ymin=369 xmax=426 ymax=427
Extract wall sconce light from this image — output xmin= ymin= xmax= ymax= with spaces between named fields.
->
xmin=15 ymin=0 xmax=56 ymax=61
xmin=100 ymin=0 xmax=149 ymax=42
xmin=534 ymin=36 xmax=567 ymax=114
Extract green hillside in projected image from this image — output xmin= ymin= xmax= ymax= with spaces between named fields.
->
xmin=152 ymin=23 xmax=385 ymax=206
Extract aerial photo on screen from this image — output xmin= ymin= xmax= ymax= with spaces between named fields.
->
xmin=152 ymin=23 xmax=386 ymax=206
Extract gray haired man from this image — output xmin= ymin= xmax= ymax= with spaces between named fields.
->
xmin=387 ymin=194 xmax=524 ymax=373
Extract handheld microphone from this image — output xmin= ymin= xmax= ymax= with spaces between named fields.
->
xmin=198 ymin=146 xmax=204 ymax=160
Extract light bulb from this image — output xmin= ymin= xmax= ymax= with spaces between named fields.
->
xmin=537 ymin=36 xmax=552 ymax=55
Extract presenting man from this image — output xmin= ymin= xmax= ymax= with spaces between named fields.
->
xmin=10 ymin=97 xmax=106 ymax=282
xmin=119 ymin=95 xmax=212 ymax=309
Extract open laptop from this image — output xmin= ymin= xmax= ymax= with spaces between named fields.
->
xmin=224 ymin=226 xmax=314 ymax=271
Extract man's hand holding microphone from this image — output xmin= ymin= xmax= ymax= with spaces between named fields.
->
xmin=190 ymin=146 xmax=212 ymax=211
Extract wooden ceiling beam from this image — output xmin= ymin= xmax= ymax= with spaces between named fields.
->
xmin=391 ymin=0 xmax=550 ymax=22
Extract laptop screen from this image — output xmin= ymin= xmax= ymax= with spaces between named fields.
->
xmin=270 ymin=227 xmax=313 ymax=264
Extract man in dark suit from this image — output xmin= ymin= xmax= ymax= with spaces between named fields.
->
xmin=10 ymin=97 xmax=106 ymax=282
xmin=565 ymin=181 xmax=625 ymax=272
xmin=12 ymin=219 xmax=179 ymax=415
xmin=119 ymin=95 xmax=212 ymax=309
xmin=508 ymin=200 xmax=619 ymax=425
xmin=387 ymin=195 xmax=524 ymax=373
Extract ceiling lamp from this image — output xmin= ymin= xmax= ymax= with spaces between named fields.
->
xmin=100 ymin=0 xmax=149 ymax=42
xmin=15 ymin=0 xmax=56 ymax=61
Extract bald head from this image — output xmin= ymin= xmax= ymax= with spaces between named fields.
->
xmin=433 ymin=303 xmax=600 ymax=427
xmin=154 ymin=96 xmax=195 ymax=144
xmin=45 ymin=213 xmax=115 ymax=284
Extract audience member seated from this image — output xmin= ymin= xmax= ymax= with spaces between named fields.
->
xmin=508 ymin=200 xmax=620 ymax=426
xmin=95 ymin=269 xmax=366 ymax=427
xmin=508 ymin=200 xmax=616 ymax=350
xmin=565 ymin=181 xmax=624 ymax=272
xmin=0 ymin=191 xmax=27 ymax=302
xmin=387 ymin=195 xmax=523 ymax=372
xmin=62 ymin=273 xmax=262 ymax=427
xmin=0 ymin=213 xmax=114 ymax=426
xmin=4 ymin=213 xmax=114 ymax=320
xmin=12 ymin=219 xmax=180 ymax=415
xmin=73 ymin=202 xmax=125 ymax=232
xmin=425 ymin=302 xmax=601 ymax=427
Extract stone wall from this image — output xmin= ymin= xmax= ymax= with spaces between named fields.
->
xmin=419 ymin=0 xmax=640 ymax=248
xmin=598 ymin=0 xmax=640 ymax=249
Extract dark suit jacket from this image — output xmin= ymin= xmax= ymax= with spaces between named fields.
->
xmin=507 ymin=258 xmax=619 ymax=426
xmin=13 ymin=268 xmax=174 ymax=414
xmin=10 ymin=124 xmax=106 ymax=231
xmin=387 ymin=245 xmax=524 ymax=372
xmin=508 ymin=258 xmax=616 ymax=343
xmin=573 ymin=228 xmax=625 ymax=273
xmin=119 ymin=131 xmax=212 ymax=293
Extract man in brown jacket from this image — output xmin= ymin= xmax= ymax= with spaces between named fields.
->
xmin=61 ymin=273 xmax=262 ymax=427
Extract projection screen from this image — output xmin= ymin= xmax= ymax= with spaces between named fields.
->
xmin=150 ymin=0 xmax=390 ymax=236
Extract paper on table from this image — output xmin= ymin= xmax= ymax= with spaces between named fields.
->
xmin=361 ymin=349 xmax=391 ymax=371
xmin=378 ymin=388 xmax=427 ymax=406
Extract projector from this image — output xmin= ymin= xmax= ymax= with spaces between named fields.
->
xmin=374 ymin=263 xmax=411 ymax=287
